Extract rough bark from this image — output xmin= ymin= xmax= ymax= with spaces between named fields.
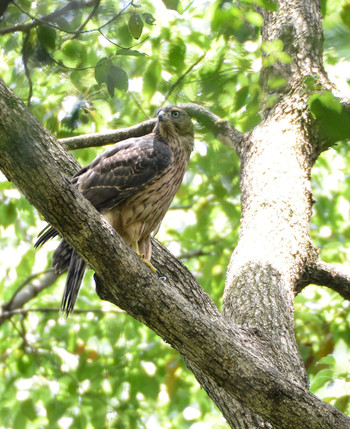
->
xmin=1 ymin=0 xmax=350 ymax=427
xmin=220 ymin=0 xmax=349 ymax=426
xmin=0 ymin=78 xmax=350 ymax=429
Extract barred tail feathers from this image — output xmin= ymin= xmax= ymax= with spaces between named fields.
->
xmin=52 ymin=240 xmax=73 ymax=273
xmin=53 ymin=241 xmax=86 ymax=317
xmin=60 ymin=251 xmax=86 ymax=317
xmin=35 ymin=227 xmax=86 ymax=317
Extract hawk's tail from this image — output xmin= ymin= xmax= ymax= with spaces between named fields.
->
xmin=60 ymin=251 xmax=86 ymax=318
xmin=34 ymin=225 xmax=58 ymax=248
xmin=35 ymin=227 xmax=86 ymax=317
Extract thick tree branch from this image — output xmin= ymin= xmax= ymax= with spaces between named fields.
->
xmin=0 ymin=78 xmax=349 ymax=428
xmin=299 ymin=260 xmax=350 ymax=300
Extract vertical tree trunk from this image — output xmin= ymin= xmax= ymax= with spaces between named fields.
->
xmin=224 ymin=103 xmax=316 ymax=386
xmin=222 ymin=0 xmax=330 ymax=425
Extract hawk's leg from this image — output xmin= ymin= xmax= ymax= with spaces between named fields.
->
xmin=132 ymin=241 xmax=158 ymax=274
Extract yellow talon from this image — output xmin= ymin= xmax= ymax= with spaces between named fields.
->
xmin=132 ymin=241 xmax=157 ymax=274
xmin=140 ymin=257 xmax=158 ymax=274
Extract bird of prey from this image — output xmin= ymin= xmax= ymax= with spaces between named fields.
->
xmin=35 ymin=106 xmax=194 ymax=316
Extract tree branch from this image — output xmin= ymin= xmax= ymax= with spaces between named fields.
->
xmin=0 ymin=78 xmax=349 ymax=429
xmin=59 ymin=119 xmax=156 ymax=150
xmin=71 ymin=0 xmax=100 ymax=40
xmin=59 ymin=103 xmax=244 ymax=152
xmin=0 ymin=307 xmax=123 ymax=320
xmin=0 ymin=0 xmax=98 ymax=35
xmin=0 ymin=270 xmax=60 ymax=324
xmin=180 ymin=103 xmax=244 ymax=152
xmin=300 ymin=260 xmax=350 ymax=300
xmin=162 ymin=53 xmax=206 ymax=104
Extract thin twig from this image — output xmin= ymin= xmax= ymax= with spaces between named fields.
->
xmin=162 ymin=53 xmax=206 ymax=104
xmin=22 ymin=31 xmax=33 ymax=106
xmin=98 ymin=1 xmax=133 ymax=30
xmin=129 ymin=92 xmax=150 ymax=120
xmin=71 ymin=0 xmax=101 ymax=40
xmin=2 ymin=307 xmax=124 ymax=317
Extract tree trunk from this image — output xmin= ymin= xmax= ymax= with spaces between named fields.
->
xmin=1 ymin=0 xmax=350 ymax=426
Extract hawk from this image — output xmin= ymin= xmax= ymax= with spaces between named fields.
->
xmin=36 ymin=106 xmax=194 ymax=316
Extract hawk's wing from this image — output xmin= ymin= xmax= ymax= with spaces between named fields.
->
xmin=72 ymin=134 xmax=173 ymax=212
xmin=35 ymin=134 xmax=172 ymax=248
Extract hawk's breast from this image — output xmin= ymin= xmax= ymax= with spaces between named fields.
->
xmin=119 ymin=142 xmax=188 ymax=241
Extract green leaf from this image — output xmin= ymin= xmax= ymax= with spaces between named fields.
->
xmin=128 ymin=13 xmax=144 ymax=39
xmin=60 ymin=40 xmax=86 ymax=67
xmin=0 ymin=202 xmax=17 ymax=227
xmin=304 ymin=75 xmax=323 ymax=92
xmin=162 ymin=0 xmax=182 ymax=12
xmin=21 ymin=399 xmax=37 ymax=421
xmin=16 ymin=353 xmax=36 ymax=377
xmin=37 ymin=24 xmax=56 ymax=50
xmin=255 ymin=0 xmax=278 ymax=11
xmin=275 ymin=51 xmax=292 ymax=64
xmin=308 ymin=92 xmax=350 ymax=141
xmin=61 ymin=40 xmax=80 ymax=58
xmin=142 ymin=13 xmax=156 ymax=25
xmin=106 ymin=65 xmax=128 ymax=96
xmin=310 ymin=91 xmax=343 ymax=113
xmin=233 ymin=86 xmax=249 ymax=111
xmin=47 ymin=400 xmax=70 ymax=423
xmin=310 ymin=369 xmax=334 ymax=392
xmin=143 ymin=59 xmax=161 ymax=98
xmin=310 ymin=376 xmax=331 ymax=392
xmin=130 ymin=373 xmax=159 ymax=400
xmin=245 ymin=11 xmax=264 ymax=27
xmin=17 ymin=248 xmax=36 ymax=278
xmin=268 ymin=76 xmax=287 ymax=89
xmin=14 ymin=409 xmax=27 ymax=429
xmin=262 ymin=39 xmax=284 ymax=54
xmin=94 ymin=57 xmax=112 ymax=84
xmin=340 ymin=3 xmax=350 ymax=28
xmin=334 ymin=395 xmax=350 ymax=413
xmin=168 ymin=37 xmax=186 ymax=72
xmin=115 ymin=49 xmax=146 ymax=57
xmin=318 ymin=355 xmax=336 ymax=366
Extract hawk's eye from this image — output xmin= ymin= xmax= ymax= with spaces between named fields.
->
xmin=171 ymin=111 xmax=180 ymax=118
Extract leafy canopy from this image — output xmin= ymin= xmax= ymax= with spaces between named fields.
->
xmin=1 ymin=0 xmax=350 ymax=426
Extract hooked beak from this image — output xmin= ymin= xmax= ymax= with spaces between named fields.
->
xmin=158 ymin=110 xmax=165 ymax=121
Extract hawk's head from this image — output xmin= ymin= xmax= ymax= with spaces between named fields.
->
xmin=155 ymin=106 xmax=194 ymax=152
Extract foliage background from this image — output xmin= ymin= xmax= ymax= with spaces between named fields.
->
xmin=0 ymin=0 xmax=349 ymax=427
